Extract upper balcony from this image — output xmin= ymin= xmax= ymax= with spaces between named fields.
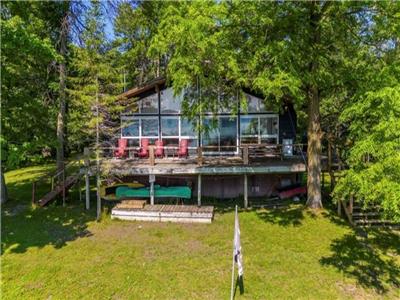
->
xmin=98 ymin=143 xmax=307 ymax=176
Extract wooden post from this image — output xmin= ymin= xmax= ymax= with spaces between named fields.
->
xmin=349 ymin=194 xmax=354 ymax=216
xmin=51 ymin=177 xmax=54 ymax=191
xmin=337 ymin=198 xmax=342 ymax=216
xmin=243 ymin=145 xmax=249 ymax=165
xmin=149 ymin=146 xmax=155 ymax=166
xmin=150 ymin=181 xmax=155 ymax=205
xmin=31 ymin=181 xmax=36 ymax=205
xmin=322 ymin=171 xmax=325 ymax=190
xmin=62 ymin=166 xmax=66 ymax=207
xmin=84 ymin=148 xmax=90 ymax=210
xmin=197 ymin=147 xmax=203 ymax=166
xmin=244 ymin=174 xmax=248 ymax=208
xmin=197 ymin=174 xmax=202 ymax=207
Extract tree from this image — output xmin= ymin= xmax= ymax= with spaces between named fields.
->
xmin=68 ymin=1 xmax=123 ymax=150
xmin=114 ymin=1 xmax=167 ymax=88
xmin=1 ymin=2 xmax=61 ymax=169
xmin=56 ymin=2 xmax=70 ymax=174
xmin=333 ymin=1 xmax=400 ymax=221
xmin=149 ymin=1 xmax=374 ymax=209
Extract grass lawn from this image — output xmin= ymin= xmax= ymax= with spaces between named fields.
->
xmin=2 ymin=165 xmax=399 ymax=299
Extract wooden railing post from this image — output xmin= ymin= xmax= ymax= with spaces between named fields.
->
xmin=243 ymin=145 xmax=249 ymax=165
xmin=31 ymin=181 xmax=36 ymax=205
xmin=62 ymin=165 xmax=66 ymax=207
xmin=197 ymin=147 xmax=203 ymax=166
xmin=149 ymin=146 xmax=155 ymax=166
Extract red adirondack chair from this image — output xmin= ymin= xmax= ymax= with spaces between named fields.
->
xmin=178 ymin=139 xmax=188 ymax=158
xmin=138 ymin=138 xmax=150 ymax=158
xmin=114 ymin=138 xmax=128 ymax=158
xmin=155 ymin=140 xmax=164 ymax=158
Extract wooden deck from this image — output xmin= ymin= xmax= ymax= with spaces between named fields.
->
xmin=111 ymin=204 xmax=214 ymax=223
xmin=101 ymin=156 xmax=306 ymax=176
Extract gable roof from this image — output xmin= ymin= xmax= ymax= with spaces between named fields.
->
xmin=119 ymin=77 xmax=166 ymax=99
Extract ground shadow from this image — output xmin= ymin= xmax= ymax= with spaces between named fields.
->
xmin=2 ymin=179 xmax=96 ymax=255
xmin=320 ymin=228 xmax=400 ymax=294
xmin=255 ymin=205 xmax=306 ymax=226
xmin=232 ymin=275 xmax=245 ymax=298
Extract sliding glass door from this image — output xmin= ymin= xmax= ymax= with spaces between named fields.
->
xmin=202 ymin=116 xmax=238 ymax=153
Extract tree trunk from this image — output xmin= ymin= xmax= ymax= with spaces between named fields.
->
xmin=57 ymin=15 xmax=68 ymax=173
xmin=306 ymin=85 xmax=322 ymax=208
xmin=306 ymin=1 xmax=323 ymax=209
xmin=1 ymin=168 xmax=8 ymax=204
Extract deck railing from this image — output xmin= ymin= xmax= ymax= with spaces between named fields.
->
xmin=94 ymin=143 xmax=307 ymax=166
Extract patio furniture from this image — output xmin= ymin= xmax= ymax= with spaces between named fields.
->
xmin=178 ymin=139 xmax=188 ymax=158
xmin=138 ymin=138 xmax=150 ymax=158
xmin=114 ymin=138 xmax=128 ymax=158
xmin=155 ymin=140 xmax=164 ymax=158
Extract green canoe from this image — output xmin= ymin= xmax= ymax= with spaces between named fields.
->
xmin=116 ymin=185 xmax=192 ymax=200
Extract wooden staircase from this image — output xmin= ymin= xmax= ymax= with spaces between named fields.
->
xmin=352 ymin=206 xmax=399 ymax=228
xmin=38 ymin=174 xmax=81 ymax=207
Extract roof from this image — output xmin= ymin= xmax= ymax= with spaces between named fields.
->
xmin=119 ymin=77 xmax=166 ymax=99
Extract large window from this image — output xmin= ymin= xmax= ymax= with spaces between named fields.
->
xmin=161 ymin=88 xmax=182 ymax=113
xmin=240 ymin=115 xmax=278 ymax=144
xmin=139 ymin=94 xmax=158 ymax=113
xmin=202 ymin=116 xmax=237 ymax=152
xmin=121 ymin=119 xmax=139 ymax=137
xmin=241 ymin=93 xmax=266 ymax=113
xmin=141 ymin=117 xmax=159 ymax=137
xmin=121 ymin=116 xmax=159 ymax=141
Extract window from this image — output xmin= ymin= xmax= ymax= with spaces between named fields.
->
xmin=202 ymin=116 xmax=237 ymax=152
xmin=161 ymin=88 xmax=182 ymax=113
xmin=240 ymin=115 xmax=278 ymax=144
xmin=242 ymin=93 xmax=266 ymax=113
xmin=121 ymin=119 xmax=139 ymax=137
xmin=139 ymin=94 xmax=158 ymax=113
xmin=161 ymin=117 xmax=179 ymax=137
xmin=141 ymin=117 xmax=159 ymax=137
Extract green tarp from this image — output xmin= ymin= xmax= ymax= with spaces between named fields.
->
xmin=116 ymin=185 xmax=192 ymax=199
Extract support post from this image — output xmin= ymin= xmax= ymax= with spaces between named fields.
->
xmin=243 ymin=146 xmax=249 ymax=165
xmin=84 ymin=148 xmax=90 ymax=210
xmin=149 ymin=146 xmax=155 ymax=166
xmin=197 ymin=147 xmax=203 ymax=166
xmin=51 ymin=177 xmax=54 ymax=191
xmin=31 ymin=181 xmax=36 ymax=205
xmin=197 ymin=174 xmax=202 ymax=207
xmin=244 ymin=174 xmax=248 ymax=208
xmin=337 ymin=198 xmax=342 ymax=216
xmin=150 ymin=181 xmax=155 ymax=205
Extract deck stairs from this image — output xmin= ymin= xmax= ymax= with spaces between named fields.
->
xmin=352 ymin=205 xmax=399 ymax=228
xmin=38 ymin=174 xmax=81 ymax=207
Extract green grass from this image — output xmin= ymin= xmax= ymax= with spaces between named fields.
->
xmin=2 ymin=165 xmax=399 ymax=299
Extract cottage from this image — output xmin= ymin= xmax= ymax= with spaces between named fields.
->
xmin=100 ymin=77 xmax=306 ymax=213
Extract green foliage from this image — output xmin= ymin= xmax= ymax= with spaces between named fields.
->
xmin=334 ymin=66 xmax=400 ymax=221
xmin=68 ymin=1 xmax=123 ymax=150
xmin=332 ymin=2 xmax=400 ymax=222
xmin=1 ymin=2 xmax=62 ymax=169
xmin=114 ymin=1 xmax=167 ymax=87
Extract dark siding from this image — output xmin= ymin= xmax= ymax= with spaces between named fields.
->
xmin=279 ymin=103 xmax=297 ymax=143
